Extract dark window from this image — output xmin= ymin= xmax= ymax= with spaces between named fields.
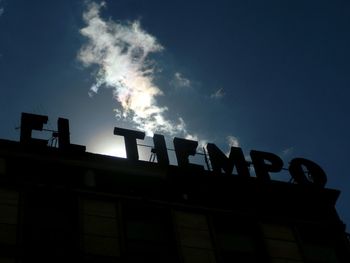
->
xmin=297 ymin=226 xmax=339 ymax=263
xmin=0 ymin=188 xmax=19 ymax=263
xmin=0 ymin=189 xmax=19 ymax=246
xmin=23 ymin=190 xmax=76 ymax=262
xmin=175 ymin=211 xmax=216 ymax=263
xmin=124 ymin=203 xmax=177 ymax=263
xmin=0 ymin=158 xmax=6 ymax=175
xmin=213 ymin=215 xmax=258 ymax=263
xmin=80 ymin=199 xmax=120 ymax=258
xmin=0 ymin=258 xmax=16 ymax=263
xmin=262 ymin=224 xmax=303 ymax=263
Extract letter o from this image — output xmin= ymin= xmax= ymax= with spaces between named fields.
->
xmin=289 ymin=158 xmax=327 ymax=187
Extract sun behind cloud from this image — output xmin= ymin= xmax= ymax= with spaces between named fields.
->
xmin=78 ymin=1 xmax=194 ymax=139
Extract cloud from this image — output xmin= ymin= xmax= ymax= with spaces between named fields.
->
xmin=224 ymin=135 xmax=240 ymax=157
xmin=210 ymin=88 xmax=225 ymax=99
xmin=78 ymin=1 xmax=197 ymax=139
xmin=227 ymin=135 xmax=239 ymax=147
xmin=172 ymin=72 xmax=191 ymax=88
xmin=282 ymin=146 xmax=294 ymax=157
xmin=0 ymin=0 xmax=3 ymax=17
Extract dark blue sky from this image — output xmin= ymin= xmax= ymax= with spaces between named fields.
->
xmin=0 ymin=0 xmax=350 ymax=229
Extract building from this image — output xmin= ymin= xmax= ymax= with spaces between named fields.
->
xmin=0 ymin=113 xmax=349 ymax=263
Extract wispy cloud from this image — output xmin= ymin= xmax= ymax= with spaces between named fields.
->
xmin=78 ymin=1 xmax=197 ymax=139
xmin=227 ymin=135 xmax=239 ymax=147
xmin=210 ymin=88 xmax=225 ymax=99
xmin=224 ymin=135 xmax=240 ymax=158
xmin=171 ymin=72 xmax=191 ymax=88
xmin=0 ymin=1 xmax=4 ymax=17
xmin=0 ymin=0 xmax=3 ymax=17
xmin=0 ymin=11 xmax=2 ymax=54
xmin=281 ymin=146 xmax=294 ymax=157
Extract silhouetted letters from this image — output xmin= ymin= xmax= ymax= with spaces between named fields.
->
xmin=152 ymin=134 xmax=169 ymax=166
xmin=57 ymin=118 xmax=86 ymax=152
xmin=173 ymin=137 xmax=204 ymax=171
xmin=57 ymin=118 xmax=70 ymax=149
xmin=250 ymin=150 xmax=283 ymax=181
xmin=18 ymin=112 xmax=328 ymax=187
xmin=20 ymin=113 xmax=48 ymax=146
xmin=289 ymin=158 xmax=327 ymax=187
xmin=207 ymin=144 xmax=250 ymax=177
xmin=114 ymin=127 xmax=145 ymax=161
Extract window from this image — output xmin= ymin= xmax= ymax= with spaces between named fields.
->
xmin=262 ymin=223 xmax=303 ymax=263
xmin=0 ymin=258 xmax=15 ymax=263
xmin=213 ymin=215 xmax=258 ymax=263
xmin=22 ymin=190 xmax=76 ymax=261
xmin=124 ymin=203 xmax=177 ymax=263
xmin=174 ymin=211 xmax=216 ymax=263
xmin=297 ymin=226 xmax=339 ymax=263
xmin=302 ymin=244 xmax=338 ymax=263
xmin=0 ymin=158 xmax=6 ymax=175
xmin=80 ymin=199 xmax=120 ymax=258
xmin=0 ymin=188 xmax=19 ymax=246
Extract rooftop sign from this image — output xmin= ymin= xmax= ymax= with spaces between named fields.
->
xmin=19 ymin=112 xmax=327 ymax=187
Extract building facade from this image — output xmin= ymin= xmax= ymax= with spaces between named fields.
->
xmin=0 ymin=114 xmax=349 ymax=263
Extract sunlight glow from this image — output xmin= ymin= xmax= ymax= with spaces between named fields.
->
xmin=86 ymin=131 xmax=127 ymax=158
xmin=96 ymin=143 xmax=126 ymax=158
